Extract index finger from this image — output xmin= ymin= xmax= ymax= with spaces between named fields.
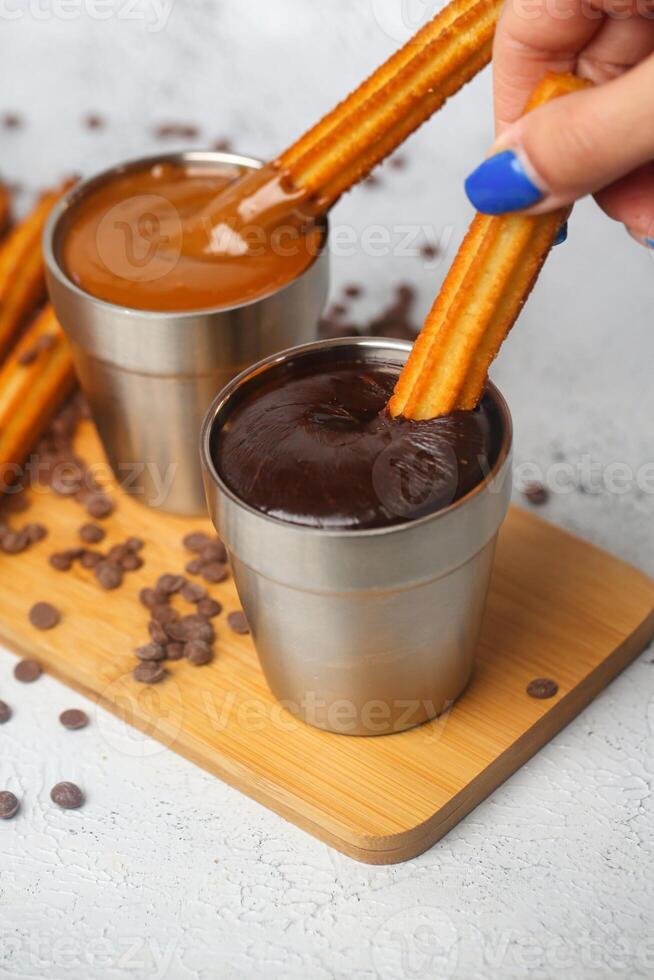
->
xmin=493 ymin=0 xmax=601 ymax=131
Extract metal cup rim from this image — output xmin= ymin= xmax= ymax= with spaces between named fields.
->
xmin=200 ymin=335 xmax=513 ymax=540
xmin=43 ymin=149 xmax=330 ymax=321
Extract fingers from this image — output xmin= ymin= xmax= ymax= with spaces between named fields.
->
xmin=594 ymin=162 xmax=654 ymax=245
xmin=465 ymin=53 xmax=654 ymax=215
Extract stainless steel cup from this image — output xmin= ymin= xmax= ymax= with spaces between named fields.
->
xmin=43 ymin=151 xmax=329 ymax=515
xmin=201 ymin=337 xmax=513 ymax=736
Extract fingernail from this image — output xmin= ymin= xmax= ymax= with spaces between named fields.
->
xmin=553 ymin=221 xmax=568 ymax=246
xmin=465 ymin=149 xmax=544 ymax=215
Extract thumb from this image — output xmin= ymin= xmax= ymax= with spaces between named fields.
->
xmin=465 ymin=54 xmax=654 ymax=216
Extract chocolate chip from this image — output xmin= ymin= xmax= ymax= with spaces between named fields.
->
xmin=133 ymin=661 xmax=165 ymax=684
xmin=148 ymin=620 xmax=168 ymax=645
xmin=139 ymin=587 xmax=159 ymax=609
xmin=24 ymin=522 xmax=47 ymax=543
xmin=212 ymin=137 xmax=232 ymax=152
xmin=0 ymin=700 xmax=12 ymax=723
xmin=85 ymin=493 xmax=113 ymax=519
xmin=526 ymin=678 xmax=559 ymax=699
xmin=2 ymin=112 xmax=22 ymax=129
xmin=363 ymin=173 xmax=381 ymax=188
xmin=84 ymin=112 xmax=104 ymax=129
xmin=421 ymin=243 xmax=439 ymax=260
xmin=107 ymin=543 xmax=129 ymax=564
xmin=59 ymin=708 xmax=89 ymax=730
xmin=344 ymin=284 xmax=363 ymax=299
xmin=227 ymin=610 xmax=250 ymax=635
xmin=196 ymin=598 xmax=222 ymax=619
xmin=79 ymin=522 xmax=105 ymax=544
xmin=80 ymin=549 xmax=103 ymax=569
xmin=1 ymin=530 xmax=29 ymax=554
xmin=120 ymin=552 xmax=143 ymax=571
xmin=151 ymin=604 xmax=178 ymax=625
xmin=185 ymin=557 xmax=204 ymax=575
xmin=180 ymin=614 xmax=214 ymax=642
xmin=0 ymin=791 xmax=19 ymax=819
xmin=156 ymin=573 xmax=186 ymax=595
xmin=135 ymin=642 xmax=166 ymax=662
xmin=29 ymin=601 xmax=60 ymax=630
xmin=125 ymin=536 xmax=144 ymax=552
xmin=389 ymin=154 xmax=408 ymax=170
xmin=180 ymin=581 xmax=207 ymax=603
xmin=49 ymin=552 xmax=73 ymax=572
xmin=184 ymin=640 xmax=213 ymax=665
xmin=200 ymin=539 xmax=227 ymax=563
xmin=182 ymin=531 xmax=213 ymax=553
xmin=165 ymin=643 xmax=184 ymax=661
xmin=523 ymin=482 xmax=549 ymax=506
xmin=14 ymin=658 xmax=42 ymax=682
xmin=201 ymin=562 xmax=228 ymax=584
xmin=50 ymin=781 xmax=84 ymax=809
xmin=94 ymin=560 xmax=123 ymax=590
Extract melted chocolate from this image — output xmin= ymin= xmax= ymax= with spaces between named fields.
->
xmin=214 ymin=360 xmax=501 ymax=530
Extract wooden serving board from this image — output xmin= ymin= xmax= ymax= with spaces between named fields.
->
xmin=1 ymin=421 xmax=653 ymax=864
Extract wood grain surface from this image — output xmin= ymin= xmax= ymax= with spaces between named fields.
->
xmin=1 ymin=421 xmax=653 ymax=864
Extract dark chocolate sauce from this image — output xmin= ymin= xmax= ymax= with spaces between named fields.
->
xmin=214 ymin=360 xmax=501 ymax=530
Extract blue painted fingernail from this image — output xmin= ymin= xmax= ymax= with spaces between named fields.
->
xmin=645 ymin=237 xmax=654 ymax=248
xmin=464 ymin=150 xmax=544 ymax=215
xmin=553 ymin=221 xmax=568 ymax=246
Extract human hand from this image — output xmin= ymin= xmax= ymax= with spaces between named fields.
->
xmin=464 ymin=0 xmax=654 ymax=248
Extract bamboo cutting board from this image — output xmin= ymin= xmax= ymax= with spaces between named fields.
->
xmin=1 ymin=421 xmax=653 ymax=863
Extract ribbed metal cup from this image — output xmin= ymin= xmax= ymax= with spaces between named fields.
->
xmin=201 ymin=337 xmax=513 ymax=736
xmin=43 ymin=151 xmax=329 ymax=515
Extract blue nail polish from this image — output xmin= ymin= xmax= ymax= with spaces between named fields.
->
xmin=553 ymin=221 xmax=568 ymax=246
xmin=645 ymin=237 xmax=654 ymax=248
xmin=464 ymin=150 xmax=544 ymax=215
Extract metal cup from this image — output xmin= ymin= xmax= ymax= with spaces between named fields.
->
xmin=43 ymin=151 xmax=329 ymax=515
xmin=201 ymin=337 xmax=513 ymax=736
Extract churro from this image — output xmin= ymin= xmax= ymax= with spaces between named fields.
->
xmin=0 ymin=306 xmax=76 ymax=482
xmin=389 ymin=72 xmax=591 ymax=420
xmin=0 ymin=183 xmax=71 ymax=359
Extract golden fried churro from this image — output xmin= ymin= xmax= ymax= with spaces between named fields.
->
xmin=279 ymin=0 xmax=501 ymax=208
xmin=389 ymin=73 xmax=592 ymax=421
xmin=0 ymin=184 xmax=71 ymax=359
xmin=0 ymin=306 xmax=76 ymax=481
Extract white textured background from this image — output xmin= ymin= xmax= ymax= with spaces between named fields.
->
xmin=1 ymin=2 xmax=654 ymax=978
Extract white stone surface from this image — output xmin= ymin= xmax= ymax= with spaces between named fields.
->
xmin=1 ymin=2 xmax=654 ymax=978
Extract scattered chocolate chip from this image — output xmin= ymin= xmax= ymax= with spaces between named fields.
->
xmin=49 ymin=552 xmax=73 ymax=572
xmin=24 ymin=523 xmax=47 ymax=544
xmin=200 ymin=540 xmax=227 ymax=563
xmin=94 ymin=560 xmax=123 ymax=590
xmin=14 ymin=659 xmax=42 ymax=683
xmin=165 ymin=642 xmax=184 ymax=661
xmin=0 ymin=700 xmax=12 ymax=723
xmin=523 ymin=482 xmax=549 ymax=506
xmin=139 ymin=587 xmax=160 ymax=609
xmin=107 ymin=543 xmax=129 ymax=564
xmin=196 ymin=597 xmax=222 ymax=619
xmin=421 ymin=242 xmax=439 ymax=260
xmin=2 ymin=112 xmax=22 ymax=129
xmin=526 ymin=678 xmax=559 ymax=700
xmin=343 ymin=284 xmax=362 ymax=299
xmin=50 ymin=781 xmax=84 ymax=809
xmin=185 ymin=557 xmax=204 ymax=575
xmin=28 ymin=602 xmax=60 ymax=630
xmin=148 ymin=620 xmax=168 ymax=645
xmin=156 ymin=573 xmax=186 ymax=595
xmin=363 ymin=173 xmax=382 ymax=188
xmin=133 ymin=661 xmax=165 ymax=684
xmin=125 ymin=536 xmax=144 ymax=552
xmin=151 ymin=604 xmax=178 ymax=625
xmin=80 ymin=549 xmax=103 ymax=569
xmin=0 ymin=790 xmax=19 ymax=819
xmin=180 ymin=581 xmax=207 ymax=603
xmin=389 ymin=154 xmax=408 ymax=170
xmin=201 ymin=562 xmax=228 ymax=584
xmin=212 ymin=137 xmax=232 ymax=152
xmin=1 ymin=530 xmax=29 ymax=554
xmin=227 ymin=610 xmax=250 ymax=635
xmin=185 ymin=640 xmax=213 ymax=665
xmin=79 ymin=522 xmax=105 ymax=544
xmin=85 ymin=493 xmax=113 ymax=519
xmin=59 ymin=708 xmax=89 ymax=730
xmin=119 ymin=552 xmax=143 ymax=572
xmin=182 ymin=531 xmax=213 ymax=553
xmin=135 ymin=642 xmax=166 ymax=662
xmin=84 ymin=112 xmax=104 ymax=130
